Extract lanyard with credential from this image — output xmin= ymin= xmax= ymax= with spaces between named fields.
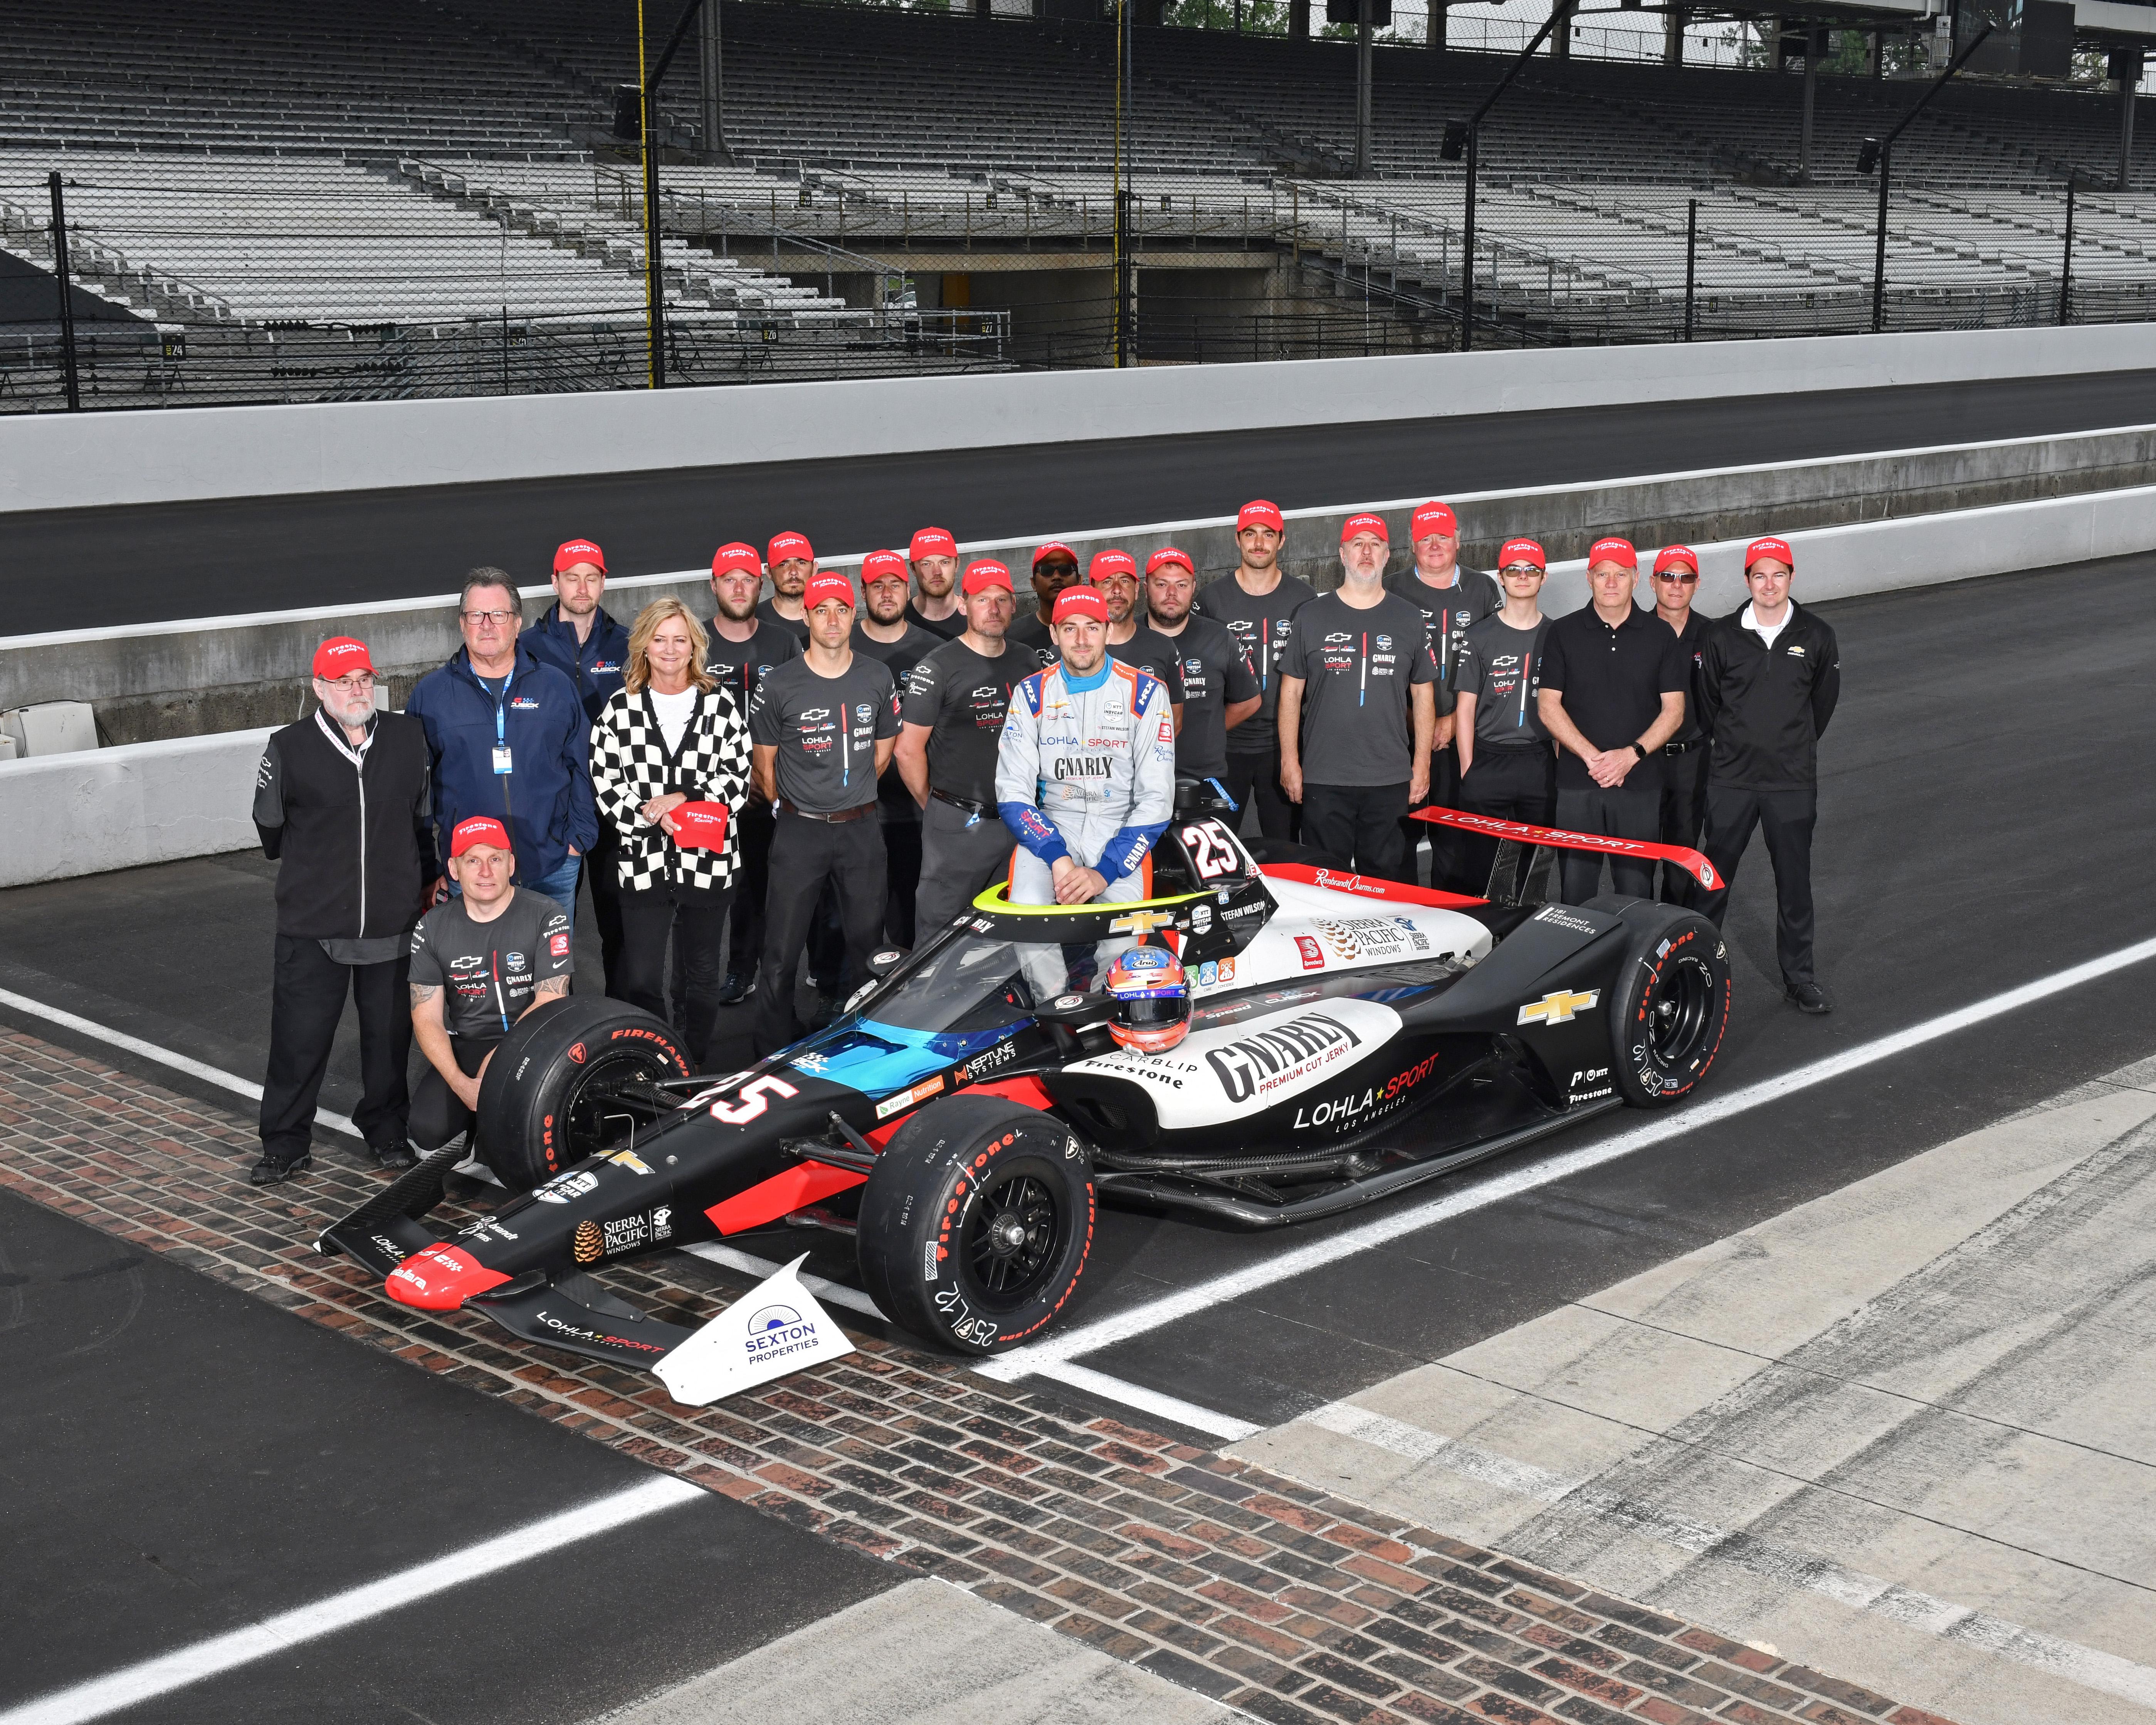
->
xmin=488 ymin=665 xmax=518 ymax=824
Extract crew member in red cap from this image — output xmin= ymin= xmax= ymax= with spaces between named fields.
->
xmin=1091 ymin=549 xmax=1185 ymax=728
xmin=1277 ymin=514 xmax=1437 ymax=880
xmin=1387 ymin=500 xmax=1503 ymax=890
xmin=747 ymin=571 xmax=902 ymax=1053
xmin=1194 ymin=499 xmax=1315 ymax=841
xmin=1697 ymin=537 xmax=1841 ymax=1014
xmin=702 ymin=542 xmax=802 ymax=1007
xmin=898 ymin=559 xmax=1038 ymax=933
xmin=406 ymin=815 xmax=575 ymax=1162
xmin=247 ymin=637 xmax=435 ymax=1186
xmin=521 ymin=538 xmax=632 ymax=993
xmin=852 ymin=551 xmax=942 ymax=945
xmin=1146 ymin=546 xmax=1260 ymax=785
xmin=1536 ymin=536 xmax=1689 ymax=903
xmin=1649 ymin=545 xmax=1713 ymax=908
xmin=906 ymin=526 xmax=964 ymax=639
xmin=758 ymin=531 xmax=816 ymax=645
xmin=1008 ymin=541 xmax=1083 ymax=656
xmin=1453 ymin=540 xmax=1559 ymax=892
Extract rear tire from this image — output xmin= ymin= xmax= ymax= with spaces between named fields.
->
xmin=1607 ymin=910 xmax=1730 ymax=1108
xmin=475 ymin=996 xmax=692 ymax=1190
xmin=856 ymin=1096 xmax=1095 ymax=1355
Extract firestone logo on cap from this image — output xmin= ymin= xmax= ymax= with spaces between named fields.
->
xmin=712 ymin=542 xmax=762 ymax=578
xmin=1411 ymin=502 xmax=1458 ymax=540
xmin=1653 ymin=545 xmax=1700 ymax=576
xmin=552 ymin=539 xmax=606 ymax=574
xmin=1032 ymin=540 xmax=1078 ymax=567
xmin=1498 ymin=538 xmax=1547 ymax=571
xmin=450 ymin=815 xmax=512 ymax=858
xmin=669 ymin=801 xmax=731 ymax=850
xmin=1237 ymin=500 xmax=1285 ymax=533
xmin=768 ymin=531 xmax=814 ymax=565
xmin=312 ymin=636 xmax=374 ymax=679
xmin=805 ymin=572 xmax=855 ymax=611
xmin=1088 ymin=549 xmax=1137 ymax=582
xmin=1145 ymin=546 xmax=1195 ymax=577
xmin=1052 ymin=587 xmax=1109 ymax=625
xmin=909 ymin=526 xmax=958 ymax=561
xmin=860 ymin=550 xmax=909 ymax=584
xmin=1586 ymin=537 xmax=1638 ymax=570
xmin=962 ymin=559 xmax=1012 ymax=594
xmin=1340 ymin=513 xmax=1390 ymax=545
xmin=1745 ymin=535 xmax=1795 ymax=571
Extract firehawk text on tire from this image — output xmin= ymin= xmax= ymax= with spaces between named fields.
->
xmin=1607 ymin=909 xmax=1730 ymax=1108
xmin=855 ymin=1096 xmax=1096 ymax=1357
xmin=475 ymin=996 xmax=691 ymax=1190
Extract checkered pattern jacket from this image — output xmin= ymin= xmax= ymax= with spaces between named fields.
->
xmin=590 ymin=683 xmax=751 ymax=894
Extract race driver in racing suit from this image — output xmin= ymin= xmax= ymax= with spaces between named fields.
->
xmin=996 ymin=583 xmax=1177 ymax=929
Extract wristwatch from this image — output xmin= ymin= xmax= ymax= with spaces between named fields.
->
xmin=1628 ymin=742 xmax=1646 ymax=759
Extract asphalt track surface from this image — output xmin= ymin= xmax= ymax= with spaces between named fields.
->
xmin=12 ymin=366 xmax=2156 ymax=633
xmin=5 ymin=553 xmax=2155 ymax=1719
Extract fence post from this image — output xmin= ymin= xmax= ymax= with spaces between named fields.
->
xmin=47 ymin=171 xmax=81 ymax=412
xmin=1684 ymin=195 xmax=1697 ymax=341
xmin=2059 ymin=178 xmax=2075 ymax=326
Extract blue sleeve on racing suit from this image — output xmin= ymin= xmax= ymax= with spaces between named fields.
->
xmin=1095 ymin=672 xmax=1177 ymax=880
xmin=995 ymin=670 xmax=1072 ymax=866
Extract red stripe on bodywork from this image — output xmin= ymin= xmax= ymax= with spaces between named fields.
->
xmin=1409 ymin=807 xmax=1718 ymax=889
xmin=961 ymin=1074 xmax=1055 ymax=1110
xmin=1260 ymin=862 xmax=1487 ymax=909
xmin=706 ymin=1160 xmax=867 ymax=1235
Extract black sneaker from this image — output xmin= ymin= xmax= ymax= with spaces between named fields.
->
xmin=1785 ymin=981 xmax=1833 ymax=1015
xmin=249 ymin=1152 xmax=312 ymax=1187
xmin=367 ymin=1141 xmax=418 ymax=1172
xmin=716 ymin=970 xmax=756 ymax=1005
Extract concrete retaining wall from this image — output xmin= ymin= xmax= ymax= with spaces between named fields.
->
xmin=8 ymin=322 xmax=2156 ymax=516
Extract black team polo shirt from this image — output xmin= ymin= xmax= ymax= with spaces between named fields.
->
xmin=1538 ymin=601 xmax=1689 ymax=792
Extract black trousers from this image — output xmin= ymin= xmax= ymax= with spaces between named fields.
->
xmin=1221 ymin=748 xmax=1297 ymax=842
xmin=259 ymin=935 xmax=411 ymax=1162
xmin=1401 ymin=743 xmax=1470 ymax=892
xmin=726 ymin=801 xmax=778 ymax=981
xmin=409 ymin=1034 xmax=497 ymax=1154
xmin=1658 ymin=745 xmax=1711 ymax=909
xmin=755 ymin=812 xmax=887 ymax=1056
xmin=1699 ymin=783 xmax=1820 ymax=987
xmin=1301 ymin=782 xmax=1410 ymax=881
xmin=616 ymin=882 xmax=734 ymax=1066
xmin=580 ymin=828 xmax=625 ymax=994
xmin=1553 ymin=782 xmax=1662 ymax=903
xmin=883 ymin=813 xmax=921 ymax=949
xmin=1455 ymin=746 xmax=1556 ymax=897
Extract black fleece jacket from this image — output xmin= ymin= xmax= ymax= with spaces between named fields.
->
xmin=1698 ymin=602 xmax=1840 ymax=791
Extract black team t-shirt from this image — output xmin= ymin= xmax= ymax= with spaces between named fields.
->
xmin=408 ymin=887 xmax=575 ymax=1042
xmin=702 ymin=619 xmax=800 ymax=715
xmin=852 ymin=622 xmax=942 ymax=824
xmin=1455 ymin=614 xmax=1553 ymax=749
xmin=905 ymin=601 xmax=964 ymax=641
xmin=1157 ymin=613 xmax=1259 ymax=780
xmin=1279 ymin=591 xmax=1437 ymax=788
xmin=1006 ymin=610 xmax=1057 ymax=658
xmin=1193 ymin=572 xmax=1316 ymax=757
xmin=1538 ymin=602 xmax=1689 ymax=791
xmin=1107 ymin=624 xmax=1187 ymax=706
xmin=902 ymin=636 xmax=1042 ymax=807
xmin=748 ymin=654 xmax=902 ymax=814
xmin=753 ymin=599 xmax=811 ymax=647
xmin=1385 ymin=567 xmax=1503 ymax=722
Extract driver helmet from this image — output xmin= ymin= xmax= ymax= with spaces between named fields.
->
xmin=1105 ymin=946 xmax=1191 ymax=1055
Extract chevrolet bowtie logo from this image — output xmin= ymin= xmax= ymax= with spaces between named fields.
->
xmin=1108 ymin=908 xmax=1178 ymax=936
xmin=1517 ymin=988 xmax=1600 ymax=1027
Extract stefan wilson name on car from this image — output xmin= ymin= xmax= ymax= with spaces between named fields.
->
xmin=1206 ymin=1013 xmax=1363 ymax=1105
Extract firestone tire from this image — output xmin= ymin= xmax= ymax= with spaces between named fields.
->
xmin=855 ymin=1096 xmax=1096 ymax=1357
xmin=1607 ymin=910 xmax=1731 ymax=1108
xmin=474 ymin=996 xmax=692 ymax=1191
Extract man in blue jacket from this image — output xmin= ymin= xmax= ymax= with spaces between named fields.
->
xmin=520 ymin=538 xmax=630 ymax=989
xmin=409 ymin=568 xmax=597 ymax=921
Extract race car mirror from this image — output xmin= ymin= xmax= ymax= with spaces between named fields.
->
xmin=1033 ymin=989 xmax=1117 ymax=1029
xmin=867 ymin=947 xmax=906 ymax=977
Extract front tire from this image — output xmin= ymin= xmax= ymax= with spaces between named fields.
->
xmin=1607 ymin=910 xmax=1730 ymax=1108
xmin=856 ymin=1097 xmax=1095 ymax=1355
xmin=475 ymin=996 xmax=692 ymax=1190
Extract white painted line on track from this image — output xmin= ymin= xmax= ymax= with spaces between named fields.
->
xmin=977 ymin=932 xmax=2156 ymax=1379
xmin=0 ymin=986 xmax=361 ymax=1139
xmin=0 ymin=1475 xmax=703 ymax=1725
xmin=684 ymin=1240 xmax=885 ymax=1318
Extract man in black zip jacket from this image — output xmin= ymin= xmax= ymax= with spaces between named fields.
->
xmin=251 ymin=637 xmax=435 ymax=1185
xmin=1697 ymin=536 xmax=1842 ymax=1014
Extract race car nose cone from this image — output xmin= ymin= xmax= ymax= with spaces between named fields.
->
xmin=385 ymin=1243 xmax=510 ymax=1312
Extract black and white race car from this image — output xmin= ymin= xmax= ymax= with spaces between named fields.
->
xmin=318 ymin=785 xmax=1730 ymax=1388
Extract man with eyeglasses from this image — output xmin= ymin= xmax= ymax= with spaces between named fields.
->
xmin=249 ymin=637 xmax=435 ymax=1186
xmin=1649 ymin=545 xmax=1713 ymax=908
xmin=408 ymin=568 xmax=596 ymax=923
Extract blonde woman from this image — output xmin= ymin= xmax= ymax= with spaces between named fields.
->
xmin=590 ymin=599 xmax=751 ymax=1063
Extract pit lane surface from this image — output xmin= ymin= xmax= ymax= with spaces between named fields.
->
xmin=8 ymin=367 xmax=2156 ymax=632
xmin=2 ymin=554 xmax=2152 ymax=1719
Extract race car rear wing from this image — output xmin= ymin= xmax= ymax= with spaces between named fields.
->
xmin=1412 ymin=807 xmax=1719 ymax=906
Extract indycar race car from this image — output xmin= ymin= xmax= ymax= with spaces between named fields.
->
xmin=318 ymin=784 xmax=1730 ymax=1392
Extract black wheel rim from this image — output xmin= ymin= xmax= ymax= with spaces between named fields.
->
xmin=1645 ymin=955 xmax=1716 ymax=1067
xmin=560 ymin=1051 xmax=668 ymax=1160
xmin=964 ymin=1168 xmax=1063 ymax=1310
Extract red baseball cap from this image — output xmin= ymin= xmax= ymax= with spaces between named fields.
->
xmin=1052 ymin=587 xmax=1109 ymax=625
xmin=1746 ymin=536 xmax=1795 ymax=571
xmin=1237 ymin=500 xmax=1284 ymax=533
xmin=712 ymin=541 xmax=761 ymax=578
xmin=312 ymin=636 xmax=374 ymax=679
xmin=1088 ymin=549 xmax=1137 ymax=582
xmin=1586 ymin=536 xmax=1638 ymax=570
xmin=962 ymin=559 xmax=1013 ymax=594
xmin=1410 ymin=502 xmax=1458 ymax=540
xmin=1497 ymin=538 xmax=1547 ymax=571
xmin=669 ymin=801 xmax=731 ymax=850
xmin=1145 ymin=546 xmax=1195 ymax=576
xmin=1033 ymin=540 xmax=1079 ymax=568
xmin=552 ymin=538 xmax=605 ymax=575
xmin=1340 ymin=513 xmax=1390 ymax=545
xmin=449 ymin=815 xmax=511 ymax=858
xmin=768 ymin=530 xmax=813 ymax=565
xmin=909 ymin=526 xmax=957 ymax=561
xmin=1652 ymin=545 xmax=1700 ymax=576
xmin=860 ymin=549 xmax=910 ymax=586
xmin=804 ymin=572 xmax=855 ymax=611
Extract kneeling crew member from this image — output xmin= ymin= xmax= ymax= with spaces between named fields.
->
xmin=407 ymin=816 xmax=574 ymax=1155
xmin=996 ymin=585 xmax=1176 ymax=909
